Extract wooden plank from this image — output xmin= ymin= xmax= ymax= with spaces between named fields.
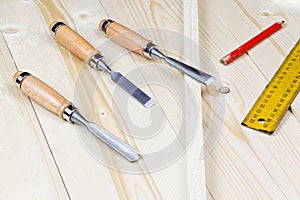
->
xmin=2 ymin=0 xmax=299 ymax=199
xmin=99 ymin=2 xmax=210 ymax=199
xmin=229 ymin=0 xmax=300 ymax=121
xmin=0 ymin=0 xmax=195 ymax=199
xmin=47 ymin=0 xmax=188 ymax=199
xmin=99 ymin=0 xmax=193 ymax=199
xmin=199 ymin=0 xmax=300 ymax=199
xmin=183 ymin=0 xmax=206 ymax=199
xmin=0 ymin=1 xmax=119 ymax=199
xmin=0 ymin=30 xmax=69 ymax=199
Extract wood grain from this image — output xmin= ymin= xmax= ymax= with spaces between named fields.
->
xmin=199 ymin=0 xmax=300 ymax=199
xmin=0 ymin=29 xmax=69 ymax=199
xmin=22 ymin=0 xmax=187 ymax=199
xmin=99 ymin=1 xmax=203 ymax=199
xmin=14 ymin=71 xmax=72 ymax=118
xmin=99 ymin=20 xmax=150 ymax=56
xmin=50 ymin=21 xmax=100 ymax=63
xmin=0 ymin=0 xmax=118 ymax=199
xmin=1 ymin=0 xmax=299 ymax=199
xmin=183 ymin=0 xmax=206 ymax=199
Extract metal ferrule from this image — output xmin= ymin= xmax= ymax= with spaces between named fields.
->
xmin=101 ymin=19 xmax=114 ymax=33
xmin=143 ymin=42 xmax=157 ymax=59
xmin=89 ymin=53 xmax=111 ymax=72
xmin=62 ymin=105 xmax=78 ymax=122
xmin=90 ymin=53 xmax=104 ymax=70
xmin=15 ymin=72 xmax=31 ymax=87
xmin=51 ymin=21 xmax=65 ymax=33
xmin=149 ymin=47 xmax=167 ymax=60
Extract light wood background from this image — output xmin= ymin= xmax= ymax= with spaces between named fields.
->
xmin=0 ymin=0 xmax=299 ymax=200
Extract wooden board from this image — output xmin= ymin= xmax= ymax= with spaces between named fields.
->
xmin=0 ymin=29 xmax=69 ymax=200
xmin=199 ymin=0 xmax=300 ymax=199
xmin=0 ymin=0 xmax=205 ymax=199
xmin=183 ymin=0 xmax=206 ymax=199
xmin=1 ymin=0 xmax=300 ymax=199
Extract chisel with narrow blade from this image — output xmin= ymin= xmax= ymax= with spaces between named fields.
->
xmin=49 ymin=21 xmax=155 ymax=109
xmin=99 ymin=19 xmax=215 ymax=85
xmin=14 ymin=71 xmax=140 ymax=162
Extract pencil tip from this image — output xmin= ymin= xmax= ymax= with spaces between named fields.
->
xmin=280 ymin=20 xmax=287 ymax=27
xmin=220 ymin=59 xmax=227 ymax=65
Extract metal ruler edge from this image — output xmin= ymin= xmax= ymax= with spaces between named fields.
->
xmin=242 ymin=39 xmax=300 ymax=134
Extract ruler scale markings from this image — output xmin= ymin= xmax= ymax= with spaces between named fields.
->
xmin=242 ymin=39 xmax=300 ymax=134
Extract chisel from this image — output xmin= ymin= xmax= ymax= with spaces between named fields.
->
xmin=99 ymin=19 xmax=215 ymax=85
xmin=49 ymin=21 xmax=155 ymax=109
xmin=14 ymin=71 xmax=140 ymax=162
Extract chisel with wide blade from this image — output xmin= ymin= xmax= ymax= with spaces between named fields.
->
xmin=49 ymin=21 xmax=155 ymax=109
xmin=99 ymin=19 xmax=215 ymax=85
xmin=14 ymin=71 xmax=140 ymax=162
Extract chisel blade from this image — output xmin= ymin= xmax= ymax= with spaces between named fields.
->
xmin=110 ymin=71 xmax=155 ymax=108
xmin=165 ymin=57 xmax=215 ymax=85
xmin=86 ymin=122 xmax=140 ymax=162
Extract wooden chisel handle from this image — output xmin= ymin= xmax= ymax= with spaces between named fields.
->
xmin=13 ymin=71 xmax=72 ymax=118
xmin=49 ymin=21 xmax=100 ymax=63
xmin=99 ymin=19 xmax=151 ymax=56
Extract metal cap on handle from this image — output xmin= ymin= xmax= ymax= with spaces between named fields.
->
xmin=49 ymin=21 xmax=100 ymax=63
xmin=13 ymin=71 xmax=73 ymax=119
xmin=99 ymin=20 xmax=216 ymax=85
xmin=99 ymin=19 xmax=151 ymax=57
xmin=14 ymin=71 xmax=140 ymax=162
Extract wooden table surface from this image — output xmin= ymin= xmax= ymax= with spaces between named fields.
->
xmin=0 ymin=0 xmax=299 ymax=199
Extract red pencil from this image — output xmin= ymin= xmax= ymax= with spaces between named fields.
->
xmin=220 ymin=21 xmax=286 ymax=65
